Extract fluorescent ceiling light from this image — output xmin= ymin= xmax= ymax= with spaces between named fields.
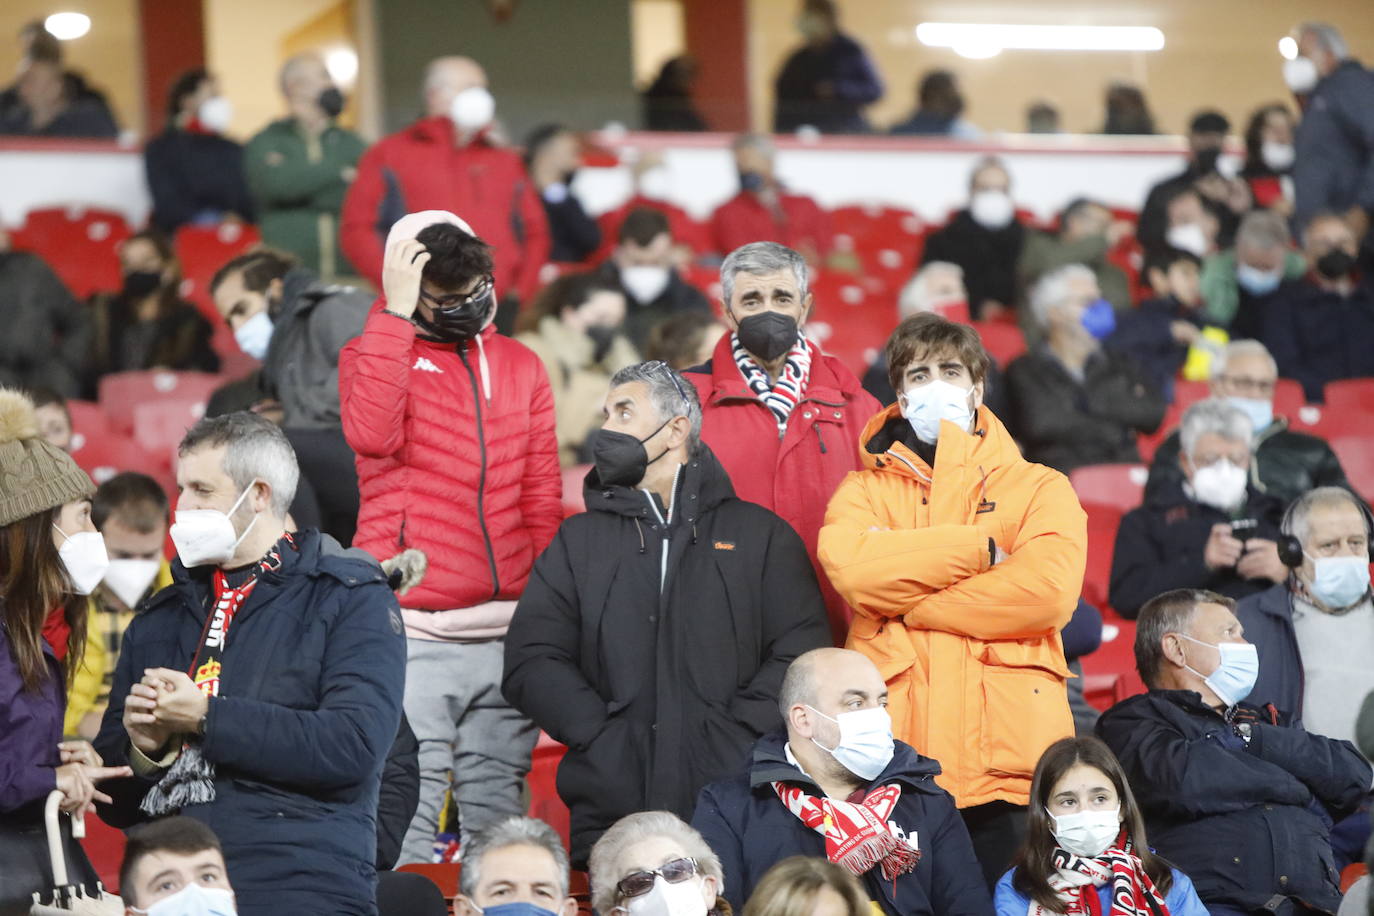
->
xmin=325 ymin=47 xmax=359 ymax=87
xmin=45 ymin=12 xmax=91 ymax=41
xmin=1278 ymin=37 xmax=1298 ymax=60
xmin=915 ymin=22 xmax=1164 ymax=56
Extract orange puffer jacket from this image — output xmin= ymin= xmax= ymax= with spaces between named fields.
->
xmin=819 ymin=403 xmax=1086 ymax=808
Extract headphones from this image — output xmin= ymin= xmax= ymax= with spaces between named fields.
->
xmin=1276 ymin=490 xmax=1374 ymax=568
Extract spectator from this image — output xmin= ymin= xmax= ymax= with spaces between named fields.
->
xmin=597 ymin=154 xmax=712 ymax=258
xmin=1155 ymin=186 xmax=1224 ymax=260
xmin=1287 ymin=23 xmax=1374 ymax=242
xmin=1062 ymin=600 xmax=1106 ymax=736
xmin=0 ymin=20 xmax=117 ymax=137
xmin=88 ymin=229 xmax=220 ymax=385
xmin=0 ymin=390 xmax=130 ymax=911
xmin=118 ymin=817 xmax=236 ymax=915
xmin=95 ymin=412 xmax=406 ymax=915
xmin=643 ymin=55 xmax=707 ymax=132
xmin=1018 ymin=199 xmax=1133 ymax=317
xmin=244 ymin=52 xmax=366 ymax=279
xmin=1238 ymin=487 xmax=1373 ymax=743
xmin=503 ymin=361 xmax=829 ymax=865
xmin=693 ymin=648 xmax=991 ymax=914
xmin=597 ymin=207 xmax=711 ymax=350
xmin=144 ymin=69 xmax=255 ymax=235
xmin=1004 ymin=265 xmax=1165 ymax=474
xmin=340 ymin=212 xmax=560 ymax=861
xmin=920 ymin=157 xmax=1026 ymax=321
xmin=1109 ymin=398 xmax=1286 ymax=619
xmin=588 ymin=812 xmax=729 ymax=916
xmin=1240 ymin=104 xmax=1298 ymax=215
xmin=994 ymin=736 xmax=1208 ymax=916
xmin=1144 ymin=340 xmax=1352 ymax=506
xmin=1138 ymin=111 xmax=1248 ymax=256
xmin=1100 ymin=82 xmax=1155 ymax=135
xmin=341 ymin=56 xmax=550 ymax=324
xmin=1261 ymin=211 xmax=1374 ymax=402
xmin=515 ymin=272 xmax=638 ymax=466
xmin=1096 ymin=588 xmax=1371 ymax=916
xmin=819 ymin=313 xmax=1085 ymax=886
xmin=710 ymin=133 xmax=832 ymax=263
xmin=210 ymin=248 xmax=371 ymax=545
xmin=863 ymin=261 xmax=966 ymax=404
xmin=742 ymin=857 xmax=868 ymax=916
xmin=772 ymin=0 xmax=882 ymax=134
xmin=30 ymin=387 xmax=74 ymax=452
xmin=889 ymin=69 xmax=979 ymax=139
xmin=1198 ymin=209 xmax=1306 ymax=337
xmin=685 ymin=243 xmax=879 ymax=643
xmin=455 ymin=816 xmax=578 ymax=916
xmin=1106 ymin=246 xmax=1204 ymax=400
xmin=0 ymin=234 xmax=90 ymax=397
xmin=65 ymin=473 xmax=173 ymax=739
xmin=525 ymin=124 xmax=601 ymax=263
xmin=1026 ymin=101 xmax=1061 ymax=134
xmin=646 ymin=310 xmax=726 ymax=371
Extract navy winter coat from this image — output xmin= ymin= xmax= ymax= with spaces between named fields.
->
xmin=1292 ymin=59 xmax=1374 ymax=230
xmin=1235 ymin=583 xmax=1308 ymax=721
xmin=692 ymin=732 xmax=992 ymax=916
xmin=93 ymin=530 xmax=406 ymax=916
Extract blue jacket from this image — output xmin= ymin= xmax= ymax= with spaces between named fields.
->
xmin=93 ymin=530 xmax=407 ymax=916
xmin=691 ymin=732 xmax=992 ymax=916
xmin=994 ymin=866 xmax=1208 ymax=916
xmin=1235 ymin=583 xmax=1306 ymax=722
xmin=1293 ymin=59 xmax=1374 ymax=230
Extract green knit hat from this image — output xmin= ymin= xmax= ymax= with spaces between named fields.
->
xmin=0 ymin=389 xmax=95 ymax=528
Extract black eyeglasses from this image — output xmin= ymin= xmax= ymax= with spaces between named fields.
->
xmin=643 ymin=360 xmax=689 ymax=403
xmin=419 ymin=275 xmax=493 ymax=310
xmin=615 ymin=857 xmax=699 ymax=900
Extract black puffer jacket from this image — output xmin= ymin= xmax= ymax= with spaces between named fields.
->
xmin=502 ymin=445 xmax=830 ymax=866
xmin=1292 ymin=59 xmax=1374 ymax=231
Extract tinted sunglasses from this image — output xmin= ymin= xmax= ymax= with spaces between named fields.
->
xmin=615 ymin=857 xmax=699 ymax=900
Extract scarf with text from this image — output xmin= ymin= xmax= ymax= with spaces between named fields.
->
xmin=732 ymin=332 xmax=813 ymax=433
xmin=1032 ymin=834 xmax=1169 ymax=916
xmin=772 ymin=781 xmax=920 ymax=881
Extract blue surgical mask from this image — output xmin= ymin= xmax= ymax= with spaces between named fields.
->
xmin=130 ymin=883 xmax=236 ymax=916
xmin=1080 ymin=298 xmax=1117 ymax=340
xmin=233 ymin=310 xmax=273 ymax=361
xmin=1177 ymin=634 xmax=1259 ymax=707
xmin=1236 ymin=263 xmax=1282 ymax=297
xmin=1306 ymin=554 xmax=1372 ymax=610
xmin=476 ymin=904 xmax=561 ymax=916
xmin=1226 ymin=396 xmax=1273 ymax=434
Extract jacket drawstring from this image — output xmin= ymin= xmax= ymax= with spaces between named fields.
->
xmin=691 ymin=522 xmax=699 ymax=545
xmin=634 ymin=518 xmax=646 ymax=555
xmin=813 ymin=423 xmax=828 ymax=454
xmin=474 ymin=333 xmax=492 ymax=402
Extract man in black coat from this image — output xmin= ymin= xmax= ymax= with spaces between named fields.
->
xmin=1097 ymin=588 xmax=1370 ymax=916
xmin=692 ymin=648 xmax=991 ymax=916
xmin=502 ymin=361 xmax=830 ymax=867
xmin=919 ymin=158 xmax=1024 ymax=322
xmin=772 ymin=0 xmax=882 ymax=134
xmin=595 ymin=208 xmax=711 ymax=352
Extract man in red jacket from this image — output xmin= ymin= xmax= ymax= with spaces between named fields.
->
xmin=709 ymin=133 xmax=831 ymax=263
xmin=340 ymin=56 xmax=549 ymax=324
xmin=339 ymin=209 xmax=561 ymax=864
xmin=684 ymin=241 xmax=880 ymax=644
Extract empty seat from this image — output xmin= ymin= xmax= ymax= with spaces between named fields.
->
xmin=175 ymin=222 xmax=261 ymax=320
xmin=971 ymin=320 xmax=1026 ymax=366
xmin=1330 ymin=436 xmax=1374 ymax=502
xmin=98 ymin=370 xmax=224 ymax=437
xmin=1069 ymin=464 xmax=1148 ymax=513
xmin=132 ymin=399 xmax=207 ymax=470
xmin=11 ymin=205 xmax=131 ymax=298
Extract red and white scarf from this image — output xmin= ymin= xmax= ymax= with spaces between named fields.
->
xmin=772 ymin=782 xmax=921 ymax=881
xmin=732 ymin=333 xmax=813 ymax=433
xmin=1032 ymin=834 xmax=1169 ymax=916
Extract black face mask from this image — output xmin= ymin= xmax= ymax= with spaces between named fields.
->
xmin=1316 ymin=249 xmax=1356 ymax=280
xmin=739 ymin=170 xmax=766 ymax=193
xmin=414 ymin=289 xmax=493 ymax=343
xmin=1194 ymin=147 xmax=1221 ymax=175
xmin=592 ymin=418 xmax=671 ymax=488
xmin=318 ymin=87 xmax=345 ymax=119
xmin=586 ymin=324 xmax=617 ymax=363
xmin=122 ymin=270 xmax=162 ymax=299
xmin=735 ymin=310 xmax=799 ymax=362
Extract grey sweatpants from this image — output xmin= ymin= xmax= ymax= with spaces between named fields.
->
xmin=397 ymin=637 xmax=538 ymax=865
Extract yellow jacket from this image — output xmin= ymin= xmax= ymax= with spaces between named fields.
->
xmin=819 ymin=404 xmax=1086 ymax=808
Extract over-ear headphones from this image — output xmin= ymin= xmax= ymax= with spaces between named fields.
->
xmin=1277 ymin=489 xmax=1374 ymax=568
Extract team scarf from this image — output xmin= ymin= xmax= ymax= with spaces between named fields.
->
xmin=140 ymin=535 xmax=294 ymax=817
xmin=732 ymin=332 xmax=813 ymax=433
xmin=772 ymin=782 xmax=921 ymax=881
xmin=1032 ymin=833 xmax=1169 ymax=916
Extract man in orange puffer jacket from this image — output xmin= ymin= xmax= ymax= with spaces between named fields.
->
xmin=818 ymin=312 xmax=1086 ymax=889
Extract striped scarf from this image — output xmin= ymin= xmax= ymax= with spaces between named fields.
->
xmin=1033 ymin=835 xmax=1169 ymax=916
xmin=732 ymin=332 xmax=813 ymax=433
xmin=772 ymin=781 xmax=921 ymax=881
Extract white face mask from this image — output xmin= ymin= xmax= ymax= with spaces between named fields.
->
xmin=901 ymin=379 xmax=975 ymax=444
xmin=169 ymin=482 xmax=259 ymax=568
xmin=450 ymin=86 xmax=495 ymax=131
xmin=1261 ymin=140 xmax=1295 ymax=172
xmin=130 ymin=883 xmax=237 ymax=916
xmin=638 ymin=167 xmax=672 ymax=201
xmin=1165 ymin=222 xmax=1209 ymax=258
xmin=620 ymin=265 xmax=671 ymax=304
xmin=53 ymin=526 xmax=110 ymax=596
xmin=1305 ymin=554 xmax=1372 ymax=610
xmin=103 ymin=558 xmax=161 ymax=609
xmin=625 ymin=875 xmax=709 ymax=916
xmin=969 ymin=190 xmax=1015 ymax=230
xmin=1189 ymin=457 xmax=1248 ymax=511
xmin=1048 ymin=806 xmax=1121 ymax=858
xmin=233 ymin=311 xmax=273 ymax=361
xmin=807 ymin=705 xmax=895 ymax=781
xmin=197 ymin=96 xmax=233 ymax=134
xmin=1283 ymin=56 xmax=1319 ymax=94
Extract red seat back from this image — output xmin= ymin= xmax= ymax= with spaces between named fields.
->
xmin=98 ymin=371 xmax=224 ymax=437
xmin=1330 ymin=436 xmax=1374 ymax=503
xmin=175 ymin=222 xmax=261 ymax=320
xmin=1069 ymin=464 xmax=1148 ymax=514
xmin=132 ymin=399 xmax=207 ymax=471
xmin=970 ymin=320 xmax=1026 ymax=366
xmin=11 ymin=206 xmax=131 ymax=298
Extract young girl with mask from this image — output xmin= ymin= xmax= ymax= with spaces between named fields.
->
xmin=995 ymin=737 xmax=1208 ymax=916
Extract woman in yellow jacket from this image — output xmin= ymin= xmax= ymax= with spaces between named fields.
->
xmin=819 ymin=312 xmax=1087 ymax=888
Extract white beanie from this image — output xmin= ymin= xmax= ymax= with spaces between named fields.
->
xmin=384 ymin=209 xmax=476 ymax=250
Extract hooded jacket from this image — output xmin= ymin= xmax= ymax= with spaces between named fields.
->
xmin=686 ymin=333 xmax=881 ymax=644
xmin=692 ymin=732 xmax=992 ymax=916
xmin=502 ymin=446 xmax=830 ymax=865
xmin=340 ymin=300 xmax=561 ymax=626
xmin=819 ymin=405 xmax=1085 ymax=808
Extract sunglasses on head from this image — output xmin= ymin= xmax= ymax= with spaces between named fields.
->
xmin=642 ymin=360 xmax=689 ymax=403
xmin=615 ymin=857 xmax=699 ymax=900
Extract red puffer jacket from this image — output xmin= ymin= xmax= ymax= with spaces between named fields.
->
xmin=340 ymin=302 xmax=561 ymax=614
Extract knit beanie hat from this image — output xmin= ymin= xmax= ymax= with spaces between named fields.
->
xmin=0 ymin=389 xmax=95 ymax=528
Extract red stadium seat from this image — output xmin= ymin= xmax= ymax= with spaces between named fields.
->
xmin=65 ymin=400 xmax=112 ymax=443
xmin=1137 ymin=400 xmax=1183 ymax=463
xmin=132 ymin=399 xmax=207 ymax=470
xmin=98 ymin=370 xmax=224 ymax=437
xmin=1322 ymin=378 xmax=1374 ymax=417
xmin=1342 ymin=863 xmax=1368 ymax=894
xmin=830 ymin=205 xmax=924 ymax=260
xmin=970 ymin=320 xmax=1026 ymax=366
xmin=1080 ymin=503 xmax=1123 ymax=612
xmin=69 ymin=431 xmax=171 ymax=495
xmin=807 ymin=275 xmax=896 ymax=377
xmin=680 ymin=263 xmax=722 ymax=302
xmin=10 ymin=205 xmax=131 ymax=298
xmin=1330 ymin=436 xmax=1374 ymax=503
xmin=1273 ymin=378 xmax=1307 ymax=414
xmin=175 ymin=222 xmax=261 ymax=320
xmin=80 ymin=813 xmax=126 ymax=892
xmin=1172 ymin=380 xmax=1210 ymax=410
xmin=1069 ymin=464 xmax=1147 ymax=514
xmin=528 ymin=732 xmax=570 ymax=850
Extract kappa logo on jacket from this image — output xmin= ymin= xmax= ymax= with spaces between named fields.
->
xmin=412 ymin=357 xmax=444 ymax=374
